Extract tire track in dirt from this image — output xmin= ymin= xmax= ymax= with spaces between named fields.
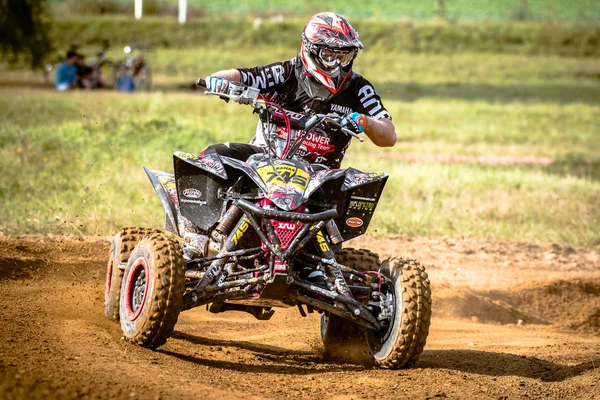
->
xmin=1 ymin=235 xmax=599 ymax=399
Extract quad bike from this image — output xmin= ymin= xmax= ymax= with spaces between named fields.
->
xmin=104 ymin=79 xmax=432 ymax=368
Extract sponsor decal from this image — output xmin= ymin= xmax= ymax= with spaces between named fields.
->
xmin=295 ymin=128 xmax=336 ymax=165
xmin=350 ymin=195 xmax=376 ymax=202
xmin=302 ymin=131 xmax=335 ymax=154
xmin=346 ymin=217 xmax=364 ymax=228
xmin=275 ymin=221 xmax=299 ymax=230
xmin=315 ymin=230 xmax=330 ymax=253
xmin=157 ymin=176 xmax=176 ymax=190
xmin=231 ymin=217 xmax=251 ymax=245
xmin=183 ymin=188 xmax=202 ymax=199
xmin=257 ymin=164 xmax=310 ymax=191
xmin=180 ymin=199 xmax=207 ymax=205
xmin=177 ymin=152 xmax=198 ymax=161
xmin=348 ymin=200 xmax=375 ymax=211
xmin=331 ymin=104 xmax=353 ymax=115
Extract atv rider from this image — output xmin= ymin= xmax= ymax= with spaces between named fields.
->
xmin=202 ymin=12 xmax=397 ymax=168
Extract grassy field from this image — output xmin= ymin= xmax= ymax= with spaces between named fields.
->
xmin=49 ymin=0 xmax=600 ymax=22
xmin=1 ymin=45 xmax=599 ymax=245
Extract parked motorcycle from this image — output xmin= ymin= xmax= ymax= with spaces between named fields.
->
xmin=104 ymin=79 xmax=432 ymax=368
xmin=113 ymin=45 xmax=152 ymax=92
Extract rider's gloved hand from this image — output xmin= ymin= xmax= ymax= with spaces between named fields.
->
xmin=341 ymin=112 xmax=368 ymax=134
xmin=205 ymin=76 xmax=230 ymax=93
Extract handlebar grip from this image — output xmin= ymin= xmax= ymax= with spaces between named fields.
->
xmin=195 ymin=78 xmax=207 ymax=88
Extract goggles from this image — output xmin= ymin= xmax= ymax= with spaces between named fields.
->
xmin=318 ymin=47 xmax=357 ymax=68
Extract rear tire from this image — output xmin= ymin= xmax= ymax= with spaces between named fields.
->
xmin=119 ymin=231 xmax=185 ymax=348
xmin=367 ymin=258 xmax=432 ymax=369
xmin=320 ymin=248 xmax=380 ymax=363
xmin=104 ymin=227 xmax=160 ymax=321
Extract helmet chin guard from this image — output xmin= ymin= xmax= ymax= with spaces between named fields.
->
xmin=299 ymin=12 xmax=363 ymax=98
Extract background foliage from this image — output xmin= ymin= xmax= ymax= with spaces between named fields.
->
xmin=48 ymin=0 xmax=600 ymax=22
xmin=0 ymin=0 xmax=54 ymax=69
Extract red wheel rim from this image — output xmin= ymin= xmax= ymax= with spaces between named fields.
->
xmin=124 ymin=256 xmax=150 ymax=321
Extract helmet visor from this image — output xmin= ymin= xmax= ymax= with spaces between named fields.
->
xmin=318 ymin=47 xmax=357 ymax=68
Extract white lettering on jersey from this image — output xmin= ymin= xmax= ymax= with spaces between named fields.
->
xmin=272 ymin=65 xmax=284 ymax=85
xmin=242 ymin=65 xmax=286 ymax=90
xmin=358 ymin=84 xmax=391 ymax=119
xmin=331 ymin=104 xmax=352 ymax=115
xmin=254 ymin=71 xmax=267 ymax=89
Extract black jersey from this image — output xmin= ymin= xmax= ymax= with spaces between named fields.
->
xmin=237 ymin=56 xmax=391 ymax=168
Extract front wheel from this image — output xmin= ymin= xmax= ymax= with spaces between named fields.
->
xmin=119 ymin=231 xmax=185 ymax=348
xmin=105 ymin=227 xmax=161 ymax=321
xmin=366 ymin=258 xmax=432 ymax=368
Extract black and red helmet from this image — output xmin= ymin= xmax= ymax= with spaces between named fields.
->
xmin=299 ymin=12 xmax=363 ymax=98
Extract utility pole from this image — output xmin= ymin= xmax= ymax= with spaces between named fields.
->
xmin=521 ymin=0 xmax=529 ymax=20
xmin=135 ymin=0 xmax=142 ymax=19
xmin=436 ymin=0 xmax=446 ymax=20
xmin=179 ymin=0 xmax=187 ymax=24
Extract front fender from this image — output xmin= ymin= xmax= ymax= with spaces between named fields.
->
xmin=143 ymin=166 xmax=179 ymax=235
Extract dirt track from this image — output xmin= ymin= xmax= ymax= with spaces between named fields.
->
xmin=1 ymin=234 xmax=599 ymax=399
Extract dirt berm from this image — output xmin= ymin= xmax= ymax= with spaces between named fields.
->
xmin=1 ymin=234 xmax=599 ymax=399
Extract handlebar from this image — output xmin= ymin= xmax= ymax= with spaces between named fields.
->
xmin=195 ymin=77 xmax=363 ymax=142
xmin=320 ymin=115 xmax=364 ymax=142
xmin=196 ymin=78 xmax=259 ymax=105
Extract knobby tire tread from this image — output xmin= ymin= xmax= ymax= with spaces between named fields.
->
xmin=376 ymin=257 xmax=432 ymax=369
xmin=126 ymin=231 xmax=185 ymax=349
xmin=105 ymin=226 xmax=162 ymax=321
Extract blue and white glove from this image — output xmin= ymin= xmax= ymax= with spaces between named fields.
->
xmin=205 ymin=76 xmax=230 ymax=93
xmin=341 ymin=112 xmax=368 ymax=134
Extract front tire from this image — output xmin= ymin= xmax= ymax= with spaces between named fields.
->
xmin=105 ymin=227 xmax=160 ymax=321
xmin=367 ymin=258 xmax=432 ymax=369
xmin=119 ymin=231 xmax=185 ymax=348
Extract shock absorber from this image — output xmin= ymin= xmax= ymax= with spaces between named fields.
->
xmin=208 ymin=204 xmax=243 ymax=256
xmin=216 ymin=204 xmax=243 ymax=235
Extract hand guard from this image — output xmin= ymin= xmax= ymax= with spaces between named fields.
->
xmin=205 ymin=76 xmax=230 ymax=93
xmin=341 ymin=112 xmax=368 ymax=134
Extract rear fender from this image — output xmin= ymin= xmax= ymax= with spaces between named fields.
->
xmin=143 ymin=167 xmax=179 ymax=235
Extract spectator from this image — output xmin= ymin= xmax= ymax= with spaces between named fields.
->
xmin=76 ymin=54 xmax=94 ymax=89
xmin=55 ymin=50 xmax=79 ymax=91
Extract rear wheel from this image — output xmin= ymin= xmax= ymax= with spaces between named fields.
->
xmin=104 ymin=227 xmax=160 ymax=321
xmin=119 ymin=231 xmax=185 ymax=348
xmin=320 ymin=248 xmax=380 ymax=363
xmin=366 ymin=258 xmax=432 ymax=368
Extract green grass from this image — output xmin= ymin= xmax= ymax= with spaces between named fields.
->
xmin=2 ymin=36 xmax=599 ymax=245
xmin=49 ymin=0 xmax=600 ymax=22
xmin=1 ymin=84 xmax=598 ymax=244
